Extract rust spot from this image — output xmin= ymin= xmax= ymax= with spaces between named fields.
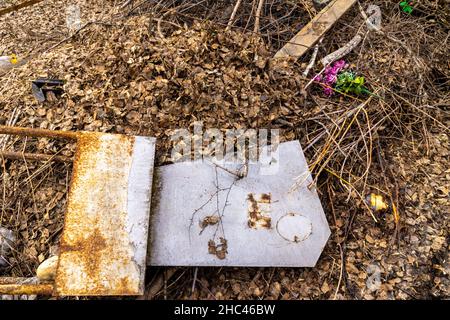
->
xmin=247 ymin=193 xmax=272 ymax=229
xmin=199 ymin=215 xmax=220 ymax=233
xmin=260 ymin=193 xmax=271 ymax=203
xmin=117 ymin=277 xmax=133 ymax=294
xmin=59 ymin=227 xmax=107 ymax=279
xmin=208 ymin=238 xmax=228 ymax=260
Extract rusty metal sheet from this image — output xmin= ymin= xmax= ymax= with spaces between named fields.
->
xmin=54 ymin=133 xmax=155 ymax=296
xmin=148 ymin=141 xmax=331 ymax=267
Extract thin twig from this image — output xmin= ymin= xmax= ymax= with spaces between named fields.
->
xmin=226 ymin=0 xmax=242 ymax=31
xmin=253 ymin=0 xmax=265 ymax=34
xmin=334 ymin=243 xmax=344 ymax=299
xmin=303 ymin=38 xmax=322 ymax=77
xmin=191 ymin=267 xmax=198 ymax=296
xmin=144 ymin=267 xmax=177 ymax=300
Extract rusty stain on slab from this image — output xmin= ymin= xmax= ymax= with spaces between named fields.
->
xmin=274 ymin=0 xmax=358 ymax=60
xmin=208 ymin=238 xmax=228 ymax=260
xmin=247 ymin=193 xmax=272 ymax=229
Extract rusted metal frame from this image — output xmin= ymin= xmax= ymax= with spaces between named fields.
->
xmin=0 ymin=151 xmax=72 ymax=163
xmin=0 ymin=127 xmax=155 ymax=296
xmin=54 ymin=133 xmax=154 ymax=296
xmin=0 ymin=126 xmax=76 ymax=295
xmin=0 ymin=277 xmax=54 ymax=295
xmin=0 ymin=126 xmax=79 ymax=140
xmin=0 ymin=126 xmax=76 ymax=162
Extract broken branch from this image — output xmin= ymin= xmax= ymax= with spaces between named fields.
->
xmin=226 ymin=0 xmax=243 ymax=31
xmin=253 ymin=0 xmax=265 ymax=34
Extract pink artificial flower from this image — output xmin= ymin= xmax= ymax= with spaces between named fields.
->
xmin=314 ymin=60 xmax=348 ymax=96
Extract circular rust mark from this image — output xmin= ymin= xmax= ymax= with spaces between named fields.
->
xmin=276 ymin=213 xmax=312 ymax=243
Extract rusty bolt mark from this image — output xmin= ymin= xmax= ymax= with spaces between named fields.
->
xmin=276 ymin=213 xmax=312 ymax=243
xmin=247 ymin=193 xmax=272 ymax=229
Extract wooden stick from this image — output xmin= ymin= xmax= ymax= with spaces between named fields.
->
xmin=303 ymin=38 xmax=323 ymax=77
xmin=226 ymin=0 xmax=243 ymax=31
xmin=143 ymin=268 xmax=177 ymax=300
xmin=274 ymin=0 xmax=357 ymax=60
xmin=191 ymin=267 xmax=198 ymax=295
xmin=320 ymin=33 xmax=362 ymax=66
xmin=120 ymin=0 xmax=132 ymax=9
xmin=253 ymin=0 xmax=265 ymax=34
xmin=0 ymin=277 xmax=53 ymax=295
xmin=0 ymin=107 xmax=21 ymax=150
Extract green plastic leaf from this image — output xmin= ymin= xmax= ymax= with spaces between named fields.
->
xmin=354 ymin=77 xmax=363 ymax=85
xmin=400 ymin=1 xmax=413 ymax=14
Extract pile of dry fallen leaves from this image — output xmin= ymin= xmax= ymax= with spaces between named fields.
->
xmin=0 ymin=0 xmax=448 ymax=299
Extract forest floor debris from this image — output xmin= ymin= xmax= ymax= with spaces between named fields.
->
xmin=0 ymin=0 xmax=448 ymax=299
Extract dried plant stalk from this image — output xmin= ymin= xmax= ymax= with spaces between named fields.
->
xmin=226 ymin=0 xmax=243 ymax=31
xmin=303 ymin=38 xmax=323 ymax=77
xmin=253 ymin=0 xmax=265 ymax=34
xmin=320 ymin=33 xmax=362 ymax=66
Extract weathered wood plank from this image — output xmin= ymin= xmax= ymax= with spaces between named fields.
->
xmin=274 ymin=0 xmax=357 ymax=60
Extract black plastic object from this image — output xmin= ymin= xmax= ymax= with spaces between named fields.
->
xmin=31 ymin=78 xmax=65 ymax=103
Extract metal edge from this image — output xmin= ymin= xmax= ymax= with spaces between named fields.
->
xmin=127 ymin=136 xmax=156 ymax=295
